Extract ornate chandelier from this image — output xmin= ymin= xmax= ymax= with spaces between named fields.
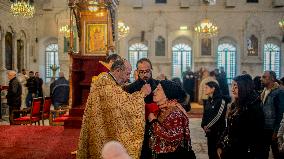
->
xmin=59 ymin=25 xmax=70 ymax=37
xmin=194 ymin=18 xmax=218 ymax=37
xmin=118 ymin=21 xmax=130 ymax=39
xmin=279 ymin=19 xmax=284 ymax=31
xmin=10 ymin=0 xmax=35 ymax=18
xmin=88 ymin=0 xmax=99 ymax=12
xmin=88 ymin=0 xmax=107 ymax=12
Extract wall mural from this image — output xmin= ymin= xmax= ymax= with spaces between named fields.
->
xmin=247 ymin=34 xmax=258 ymax=56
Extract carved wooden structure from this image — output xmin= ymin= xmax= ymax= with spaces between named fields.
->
xmin=69 ymin=0 xmax=118 ymax=109
xmin=63 ymin=0 xmax=118 ymax=128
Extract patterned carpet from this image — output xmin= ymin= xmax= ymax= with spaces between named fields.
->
xmin=0 ymin=126 xmax=80 ymax=159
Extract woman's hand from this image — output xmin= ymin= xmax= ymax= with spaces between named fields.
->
xmin=217 ymin=148 xmax=222 ymax=159
xmin=148 ymin=113 xmax=157 ymax=122
xmin=159 ymin=100 xmax=177 ymax=109
xmin=203 ymin=126 xmax=210 ymax=133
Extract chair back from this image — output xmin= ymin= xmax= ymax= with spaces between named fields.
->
xmin=43 ymin=97 xmax=52 ymax=113
xmin=31 ymin=98 xmax=41 ymax=117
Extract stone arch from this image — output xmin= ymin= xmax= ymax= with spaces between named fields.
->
xmin=265 ymin=37 xmax=281 ymax=45
xmin=218 ymin=36 xmax=238 ymax=48
xmin=128 ymin=37 xmax=148 ymax=47
xmin=172 ymin=36 xmax=192 ymax=46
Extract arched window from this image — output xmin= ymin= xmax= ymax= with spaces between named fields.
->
xmin=128 ymin=43 xmax=148 ymax=81
xmin=172 ymin=43 xmax=192 ymax=78
xmin=45 ymin=44 xmax=59 ymax=82
xmin=217 ymin=43 xmax=236 ymax=84
xmin=263 ymin=43 xmax=281 ymax=78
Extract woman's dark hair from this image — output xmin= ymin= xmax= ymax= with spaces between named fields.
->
xmin=233 ymin=74 xmax=254 ymax=106
xmin=253 ymin=76 xmax=264 ymax=94
xmin=205 ymin=81 xmax=221 ymax=99
xmin=159 ymin=80 xmax=186 ymax=103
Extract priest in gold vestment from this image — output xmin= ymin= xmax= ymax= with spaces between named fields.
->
xmin=77 ymin=59 xmax=151 ymax=159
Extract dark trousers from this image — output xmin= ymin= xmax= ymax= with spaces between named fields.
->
xmin=207 ymin=133 xmax=219 ymax=159
xmin=9 ymin=107 xmax=20 ymax=125
xmin=140 ymin=124 xmax=152 ymax=159
xmin=262 ymin=129 xmax=284 ymax=159
xmin=26 ymin=92 xmax=35 ymax=107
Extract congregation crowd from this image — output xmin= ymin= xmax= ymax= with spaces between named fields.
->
xmin=0 ymin=69 xmax=69 ymax=124
xmin=76 ymin=54 xmax=284 ymax=159
xmin=2 ymin=54 xmax=284 ymax=159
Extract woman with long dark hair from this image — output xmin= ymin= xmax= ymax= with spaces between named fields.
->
xmin=217 ymin=74 xmax=264 ymax=159
xmin=202 ymin=81 xmax=228 ymax=159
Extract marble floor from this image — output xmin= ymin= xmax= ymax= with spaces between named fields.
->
xmin=190 ymin=118 xmax=208 ymax=159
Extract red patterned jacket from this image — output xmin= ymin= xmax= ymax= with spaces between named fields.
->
xmin=149 ymin=106 xmax=191 ymax=154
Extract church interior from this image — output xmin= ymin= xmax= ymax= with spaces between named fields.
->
xmin=0 ymin=0 xmax=283 ymax=158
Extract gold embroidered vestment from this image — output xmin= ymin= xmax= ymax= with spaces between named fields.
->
xmin=77 ymin=73 xmax=145 ymax=159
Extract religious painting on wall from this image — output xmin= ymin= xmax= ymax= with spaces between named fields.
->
xmin=201 ymin=38 xmax=211 ymax=56
xmin=85 ymin=23 xmax=107 ymax=55
xmin=155 ymin=36 xmax=165 ymax=56
xmin=247 ymin=35 xmax=258 ymax=56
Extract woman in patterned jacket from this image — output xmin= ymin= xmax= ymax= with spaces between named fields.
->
xmin=148 ymin=80 xmax=195 ymax=159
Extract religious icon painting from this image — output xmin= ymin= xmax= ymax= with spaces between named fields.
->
xmin=247 ymin=35 xmax=258 ymax=56
xmin=201 ymin=38 xmax=212 ymax=56
xmin=85 ymin=23 xmax=108 ymax=55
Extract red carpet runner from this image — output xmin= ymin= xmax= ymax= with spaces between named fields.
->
xmin=0 ymin=126 xmax=80 ymax=159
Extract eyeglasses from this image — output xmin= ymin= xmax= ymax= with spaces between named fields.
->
xmin=138 ymin=69 xmax=151 ymax=74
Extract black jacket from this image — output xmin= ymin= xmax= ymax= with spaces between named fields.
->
xmin=201 ymin=95 xmax=228 ymax=136
xmin=26 ymin=77 xmax=38 ymax=93
xmin=124 ymin=78 xmax=159 ymax=104
xmin=218 ymin=92 xmax=264 ymax=159
xmin=36 ymin=77 xmax=43 ymax=97
xmin=50 ymin=77 xmax=69 ymax=106
xmin=6 ymin=77 xmax=22 ymax=108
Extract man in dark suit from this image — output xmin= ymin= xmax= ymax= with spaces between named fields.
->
xmin=6 ymin=70 xmax=22 ymax=124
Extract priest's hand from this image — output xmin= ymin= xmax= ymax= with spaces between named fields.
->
xmin=141 ymin=84 xmax=151 ymax=97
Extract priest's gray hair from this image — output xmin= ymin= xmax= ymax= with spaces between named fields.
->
xmin=110 ymin=59 xmax=127 ymax=71
xmin=101 ymin=141 xmax=132 ymax=159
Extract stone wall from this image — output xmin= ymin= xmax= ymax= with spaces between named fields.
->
xmin=0 ymin=0 xmax=283 ymax=87
xmin=117 ymin=0 xmax=284 ymax=79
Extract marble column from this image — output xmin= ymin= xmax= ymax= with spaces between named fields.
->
xmin=0 ymin=32 xmax=7 ymax=84
xmin=12 ymin=33 xmax=17 ymax=72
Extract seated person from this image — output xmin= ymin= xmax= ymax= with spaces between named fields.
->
xmin=50 ymin=72 xmax=69 ymax=109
